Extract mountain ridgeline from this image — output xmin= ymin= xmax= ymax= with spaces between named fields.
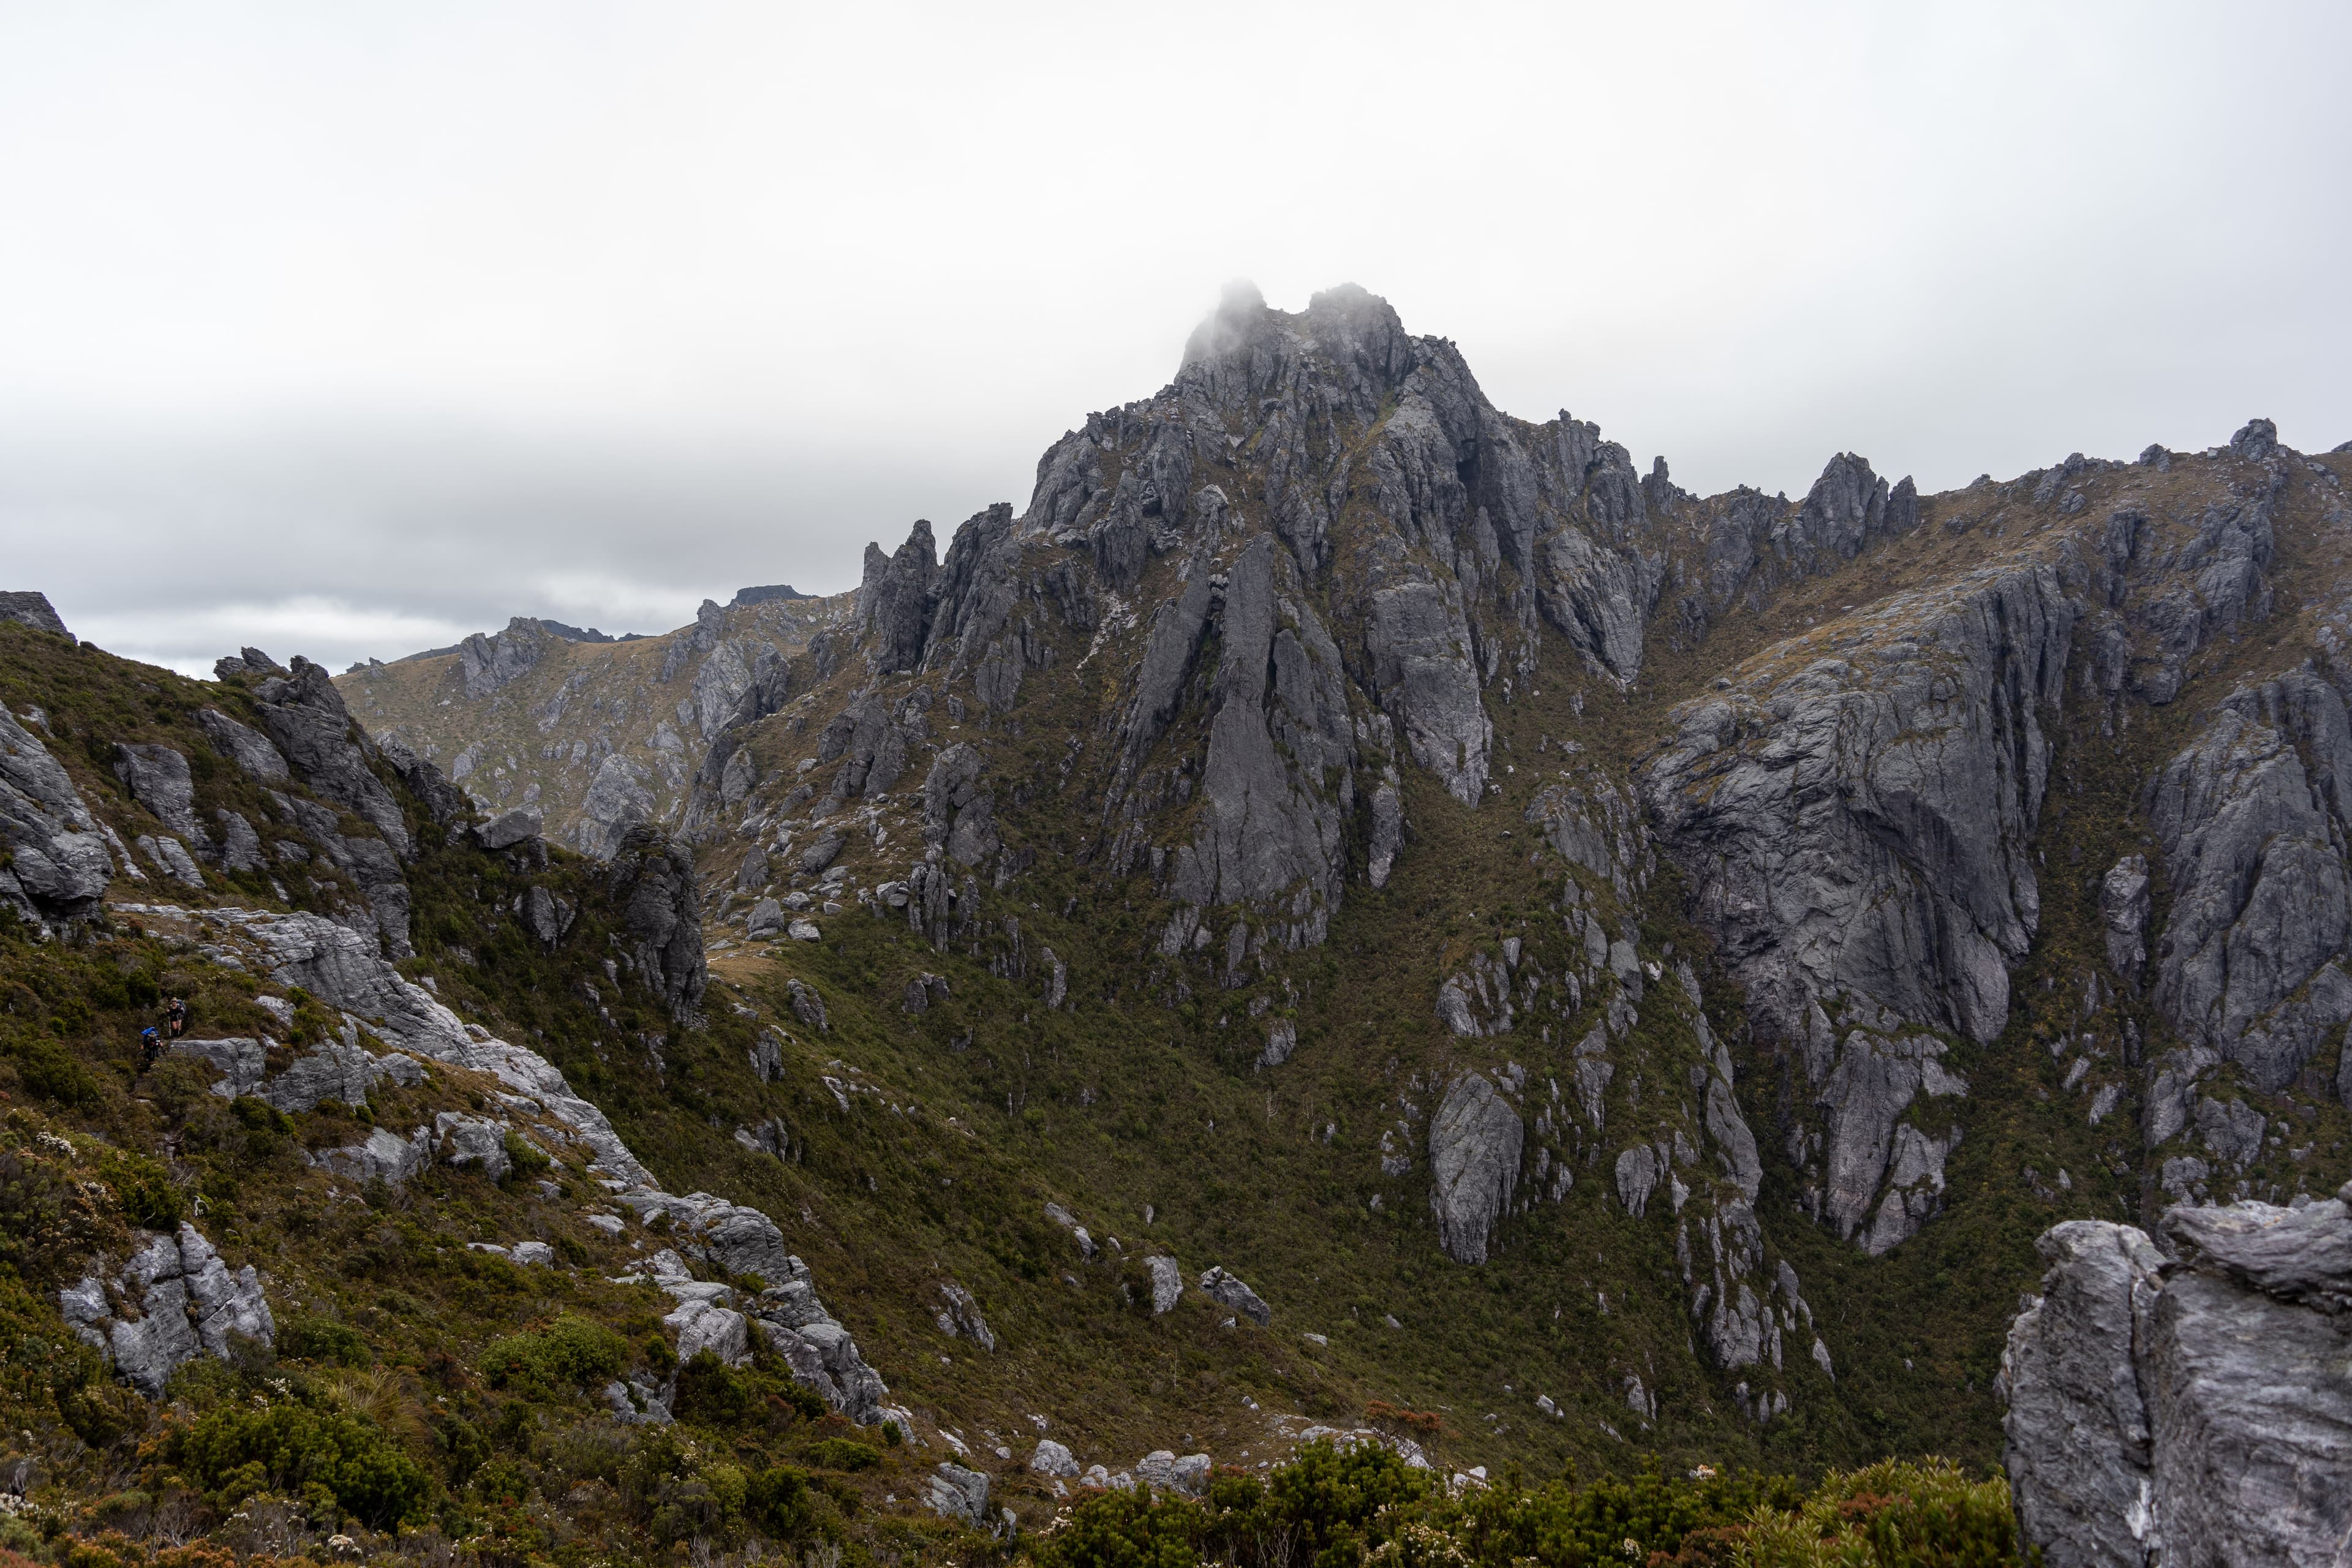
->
xmin=0 ymin=282 xmax=2347 ymax=1566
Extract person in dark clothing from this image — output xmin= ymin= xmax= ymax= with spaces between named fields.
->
xmin=165 ymin=997 xmax=187 ymax=1038
xmin=140 ymin=1025 xmax=162 ymax=1069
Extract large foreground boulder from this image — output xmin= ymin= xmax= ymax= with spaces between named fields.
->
xmin=2001 ymin=1195 xmax=2352 ymax=1566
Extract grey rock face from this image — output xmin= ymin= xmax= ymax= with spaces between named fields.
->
xmin=521 ymin=884 xmax=572 ymax=946
xmin=151 ymin=902 xmax=897 ymax=1424
xmin=377 ymin=736 xmax=467 ymax=826
xmin=2098 ymin=855 xmax=2151 ymax=985
xmin=213 ymin=808 xmax=265 ymax=872
xmin=0 ymin=591 xmax=70 ymax=637
xmin=59 ymin=1224 xmax=275 ymax=1395
xmin=2147 ymin=668 xmax=2352 ymax=1095
xmin=458 ymin=617 xmax=553 ymax=699
xmin=260 ymin=1035 xmax=424 ymax=1114
xmin=114 ymin=744 xmax=202 ymax=844
xmin=1809 ymin=1029 xmax=1969 ymax=1253
xmin=167 ymin=906 xmax=652 ymax=1185
xmin=251 ymin=658 xmax=410 ymax=854
xmin=437 ymin=1113 xmax=513 ymax=1181
xmin=2003 ymin=1200 xmax=2352 ymax=1568
xmin=1525 ymin=767 xmax=1643 ymax=900
xmin=862 ymin=521 xmax=939 ymax=674
xmin=574 ymin=753 xmax=654 ymax=859
xmin=137 ymin=833 xmax=205 ymax=889
xmin=746 ymin=897 xmax=786 ymax=938
xmin=2001 ymin=1220 xmax=2168 ymax=1568
xmin=923 ymin=743 xmax=998 ymax=870
xmin=1366 ymin=782 xmax=1403 ymax=889
xmin=1645 ymin=564 xmax=2072 ymax=1047
xmin=1427 ymin=1072 xmax=1523 ymax=1264
xmin=606 ymin=826 xmax=707 ymax=1019
xmin=0 ymin=705 xmax=115 ymax=929
xmin=1199 ymin=1266 xmax=1270 ymax=1325
xmin=194 ymin=708 xmax=290 ymax=783
xmin=1363 ymin=579 xmax=1488 ymax=807
xmin=786 ymin=978 xmax=827 ymax=1030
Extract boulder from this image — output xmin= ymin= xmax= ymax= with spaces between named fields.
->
xmin=436 ymin=1113 xmax=511 ymax=1181
xmin=311 ymin=1125 xmax=434 ymax=1185
xmin=1427 ymin=1072 xmax=1523 ymax=1264
xmin=1199 ymin=1266 xmax=1270 ymax=1325
xmin=1030 ymin=1439 xmax=1080 ymax=1477
xmin=475 ymin=808 xmax=543 ymax=850
xmin=926 ymin=1462 xmax=990 ymax=1527
xmin=1146 ymin=1255 xmax=1183 ymax=1315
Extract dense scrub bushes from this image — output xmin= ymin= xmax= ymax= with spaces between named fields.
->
xmin=1030 ymin=1444 xmax=2019 ymax=1568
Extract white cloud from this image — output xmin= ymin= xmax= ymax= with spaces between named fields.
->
xmin=1 ymin=0 xmax=2347 ymax=654
xmin=75 ymin=597 xmax=475 ymax=681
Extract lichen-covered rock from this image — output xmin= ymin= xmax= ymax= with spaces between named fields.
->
xmin=2002 ymin=1199 xmax=2352 ymax=1567
xmin=1428 ymin=1073 xmax=1521 ymax=1264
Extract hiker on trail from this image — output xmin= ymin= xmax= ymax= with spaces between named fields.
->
xmin=165 ymin=997 xmax=186 ymax=1038
xmin=140 ymin=1025 xmax=162 ymax=1069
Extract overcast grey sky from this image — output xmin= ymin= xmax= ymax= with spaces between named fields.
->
xmin=4 ymin=2 xmax=2348 ymax=676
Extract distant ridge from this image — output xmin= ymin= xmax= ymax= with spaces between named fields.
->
xmin=393 ymin=618 xmax=645 ymax=663
xmin=729 ymin=584 xmax=811 ymax=606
